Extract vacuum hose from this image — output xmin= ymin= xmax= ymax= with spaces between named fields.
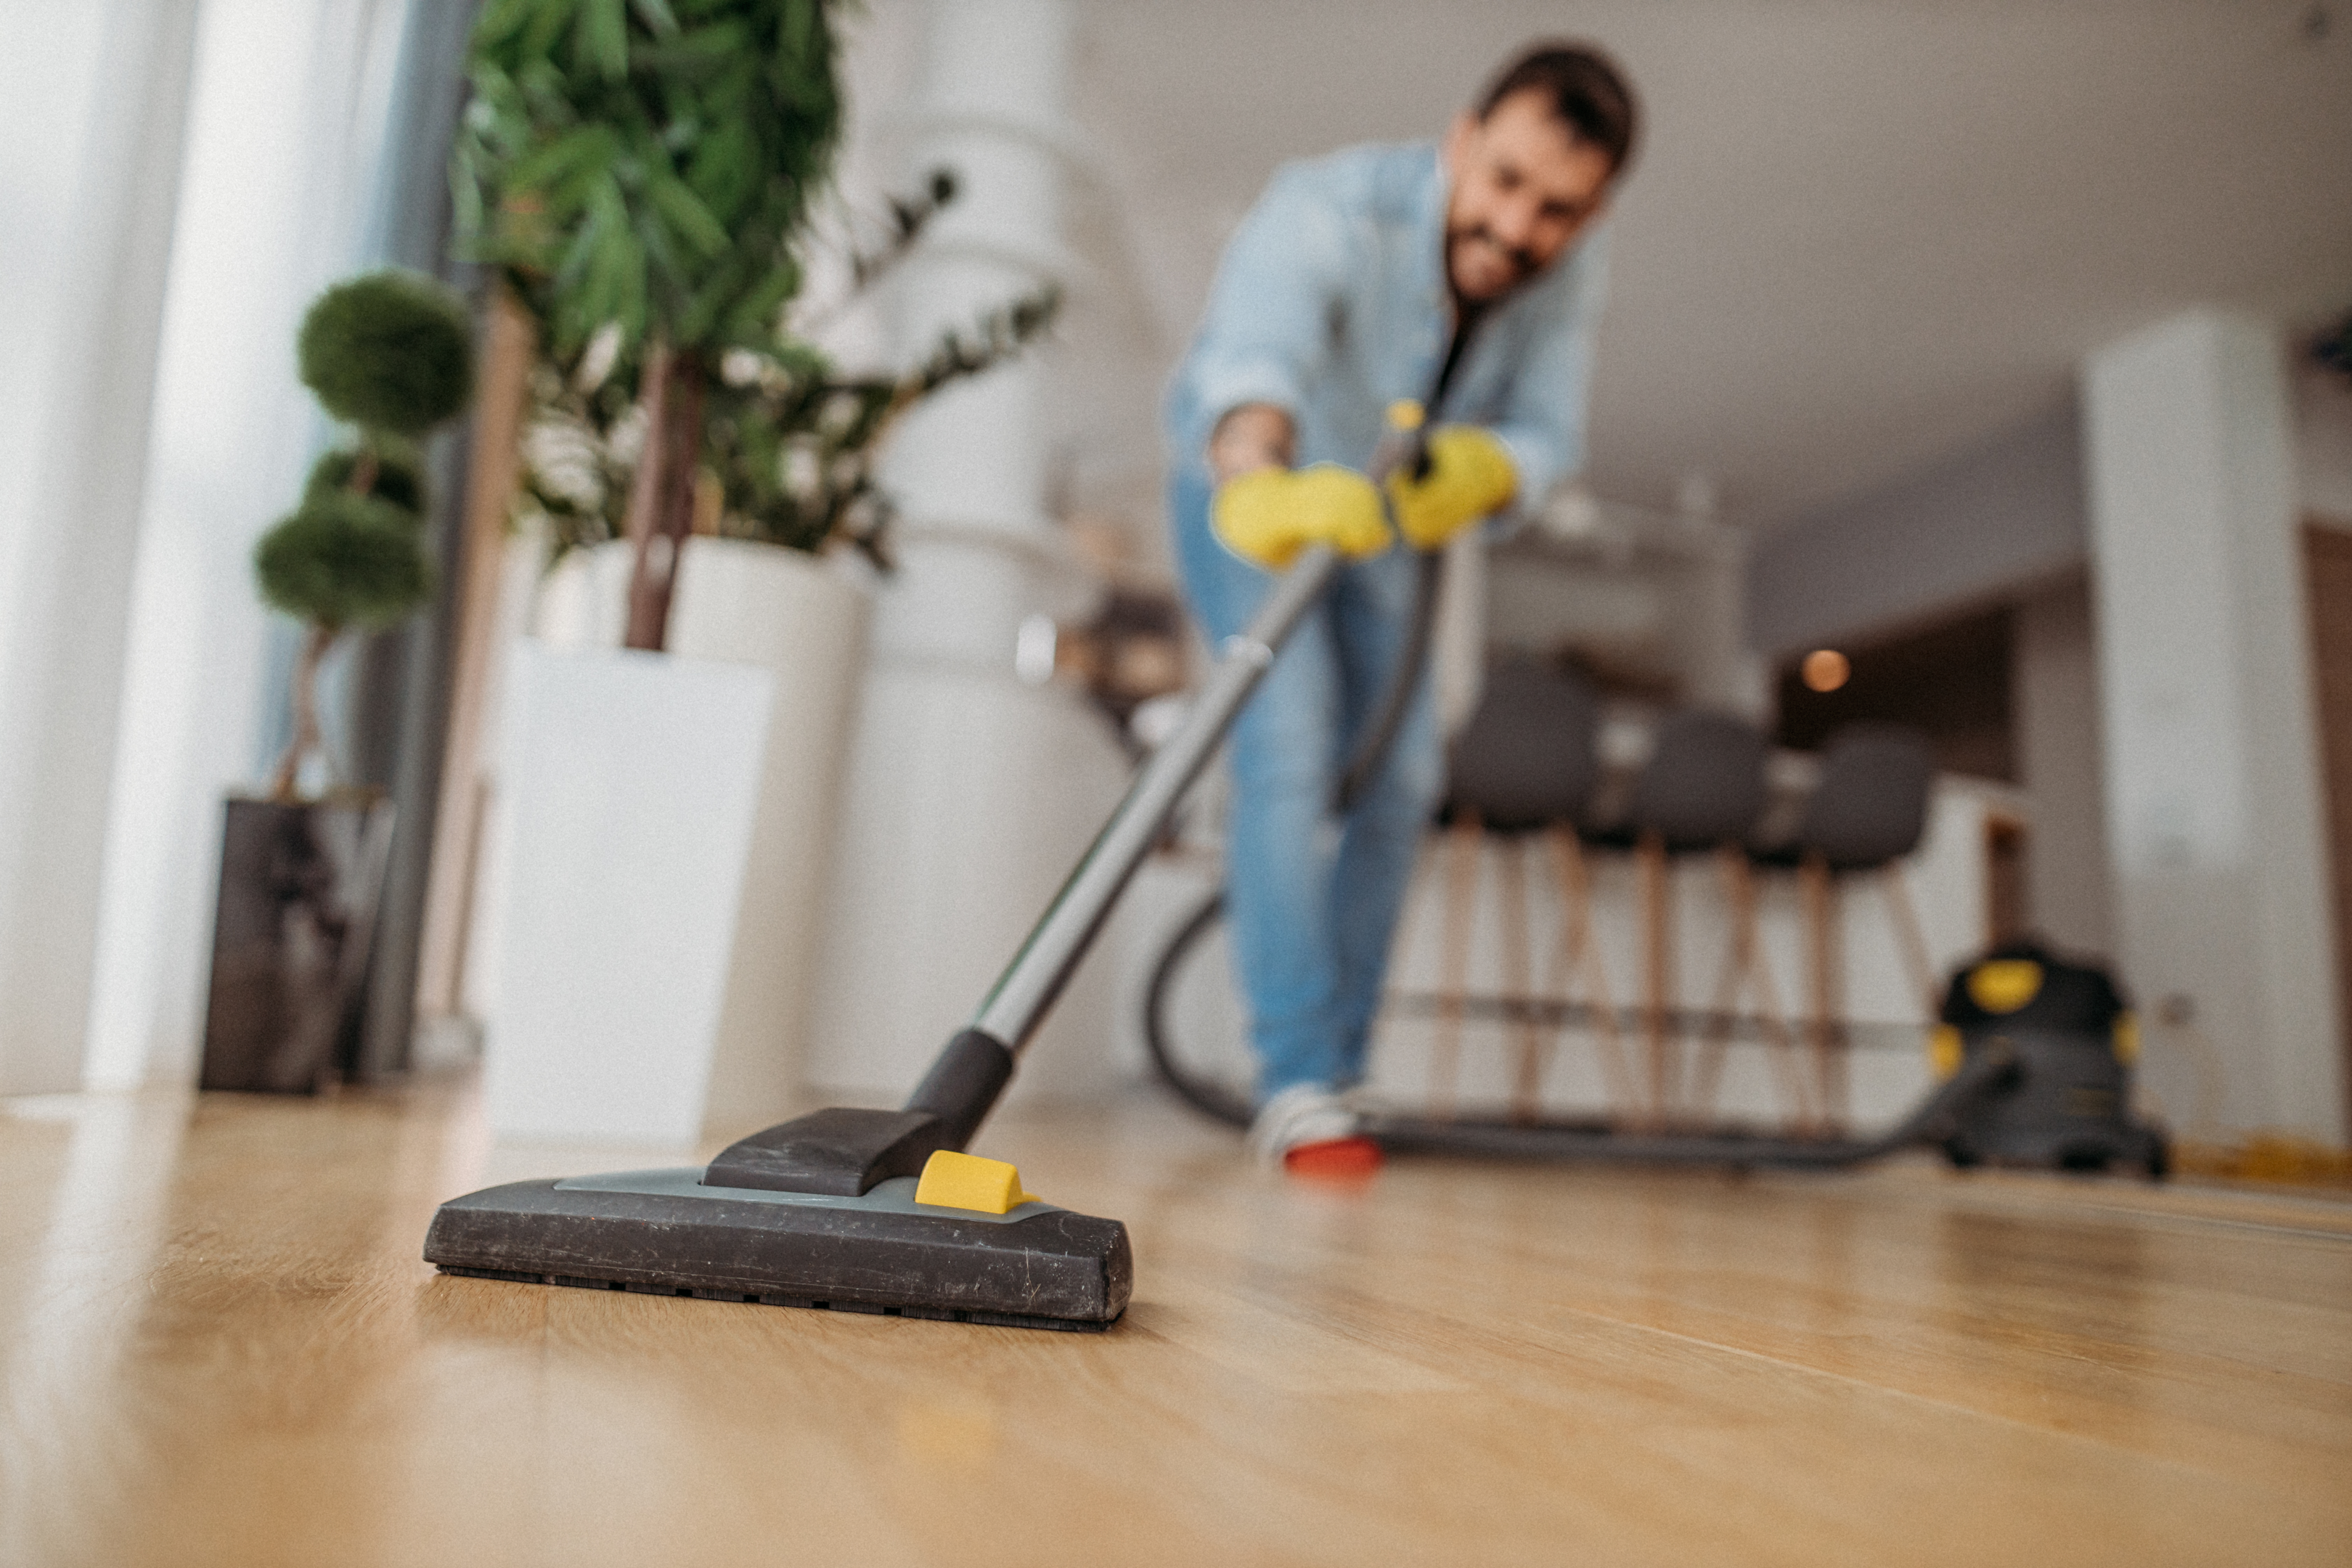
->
xmin=1143 ymin=526 xmax=1450 ymax=1130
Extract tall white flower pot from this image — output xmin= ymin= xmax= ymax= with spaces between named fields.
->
xmin=667 ymin=539 xmax=873 ymax=1126
xmin=485 ymin=642 xmax=772 ymax=1146
xmin=523 ymin=537 xmax=871 ymax=1132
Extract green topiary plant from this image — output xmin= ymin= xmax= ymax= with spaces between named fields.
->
xmin=300 ymin=272 xmax=475 ymax=435
xmin=453 ymin=0 xmax=846 ymax=650
xmin=256 ymin=493 xmax=438 ymax=629
xmin=303 ymin=443 xmax=429 ymax=515
xmin=253 ymin=270 xmax=476 ymax=801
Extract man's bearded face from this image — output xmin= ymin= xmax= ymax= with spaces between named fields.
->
xmin=1442 ymin=89 xmax=1616 ymax=303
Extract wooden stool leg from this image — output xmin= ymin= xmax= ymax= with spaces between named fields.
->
xmin=1547 ymin=828 xmax=1633 ymax=1119
xmin=1500 ymin=838 xmax=1540 ymax=1124
xmin=1800 ymin=852 xmax=1847 ymax=1132
xmin=1432 ymin=816 xmax=1483 ymax=1121
xmin=1638 ymin=830 xmax=1673 ymax=1127
xmin=1824 ymin=876 xmax=1848 ymax=1130
xmin=1691 ymin=848 xmax=1752 ymax=1122
xmin=1747 ymin=870 xmax=1813 ymax=1133
xmin=1799 ymin=851 xmax=1831 ymax=1129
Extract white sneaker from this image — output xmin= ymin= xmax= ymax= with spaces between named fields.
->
xmin=1247 ymin=1083 xmax=1363 ymax=1165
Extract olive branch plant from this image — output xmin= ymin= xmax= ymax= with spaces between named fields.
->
xmin=515 ymin=169 xmax=1061 ymax=572
xmin=452 ymin=0 xmax=1058 ymax=645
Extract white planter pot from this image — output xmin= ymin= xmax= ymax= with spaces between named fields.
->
xmin=667 ymin=539 xmax=872 ymax=1125
xmin=484 ymin=643 xmax=772 ymax=1146
xmin=525 ymin=538 xmax=870 ymax=1128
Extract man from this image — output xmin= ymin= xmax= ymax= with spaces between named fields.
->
xmin=1164 ymin=42 xmax=1638 ymax=1167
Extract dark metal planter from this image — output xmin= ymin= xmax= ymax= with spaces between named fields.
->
xmin=200 ymin=796 xmax=397 ymax=1094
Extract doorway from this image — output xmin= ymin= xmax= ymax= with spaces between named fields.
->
xmin=2304 ymin=521 xmax=2352 ymax=1134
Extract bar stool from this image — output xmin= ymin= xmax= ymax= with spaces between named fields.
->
xmin=1743 ymin=724 xmax=1937 ymax=1129
xmin=1426 ymin=658 xmax=1619 ymax=1122
xmin=1590 ymin=710 xmax=1773 ymax=1127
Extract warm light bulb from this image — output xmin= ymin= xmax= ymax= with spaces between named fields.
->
xmin=1801 ymin=649 xmax=1850 ymax=693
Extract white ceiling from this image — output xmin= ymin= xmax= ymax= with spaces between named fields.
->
xmin=846 ymin=1 xmax=2352 ymax=533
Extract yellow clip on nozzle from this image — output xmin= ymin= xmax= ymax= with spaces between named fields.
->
xmin=1386 ymin=398 xmax=1425 ymax=432
xmin=914 ymin=1150 xmax=1042 ymax=1214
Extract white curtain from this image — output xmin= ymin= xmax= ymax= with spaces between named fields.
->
xmin=0 ymin=1 xmax=202 ymax=1095
xmin=0 ymin=0 xmax=422 ymax=1093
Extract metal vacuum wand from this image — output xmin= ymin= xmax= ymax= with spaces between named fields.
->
xmin=969 ymin=539 xmax=1344 ymax=1052
xmin=968 ymin=399 xmax=1435 ymax=1058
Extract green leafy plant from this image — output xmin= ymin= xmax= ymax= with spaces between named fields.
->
xmin=453 ymin=0 xmax=846 ymax=648
xmin=253 ymin=271 xmax=475 ymax=801
xmin=515 ymin=169 xmax=1061 ymax=569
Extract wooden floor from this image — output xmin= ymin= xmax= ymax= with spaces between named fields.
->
xmin=1 ymin=1076 xmax=2348 ymax=1567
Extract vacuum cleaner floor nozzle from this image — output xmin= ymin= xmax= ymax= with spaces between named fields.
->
xmin=425 ymin=1167 xmax=1130 ymax=1332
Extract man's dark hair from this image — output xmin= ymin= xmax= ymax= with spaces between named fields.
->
xmin=1477 ymin=43 xmax=1640 ymax=178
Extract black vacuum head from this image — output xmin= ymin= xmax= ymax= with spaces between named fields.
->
xmin=425 ymin=1106 xmax=1131 ymax=1331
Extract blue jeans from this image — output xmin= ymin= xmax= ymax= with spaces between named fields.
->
xmin=1170 ymin=468 xmax=1443 ymax=1102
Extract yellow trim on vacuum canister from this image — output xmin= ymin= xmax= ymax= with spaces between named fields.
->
xmin=1966 ymin=959 xmax=2043 ymax=1014
xmin=1929 ymin=1024 xmax=1964 ymax=1081
xmin=914 ymin=1151 xmax=1041 ymax=1215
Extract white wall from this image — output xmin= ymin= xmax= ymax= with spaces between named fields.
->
xmin=2012 ymin=578 xmax=2112 ymax=957
xmin=1746 ymin=405 xmax=2086 ymax=661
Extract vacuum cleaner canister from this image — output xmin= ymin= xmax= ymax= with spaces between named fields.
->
xmin=1932 ymin=940 xmax=2168 ymax=1177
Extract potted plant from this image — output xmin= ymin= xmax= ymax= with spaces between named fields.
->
xmin=446 ymin=0 xmax=1058 ymax=1142
xmin=454 ymin=0 xmax=852 ymax=649
xmin=199 ymin=271 xmax=474 ymax=1093
xmin=518 ymin=168 xmax=1058 ymax=589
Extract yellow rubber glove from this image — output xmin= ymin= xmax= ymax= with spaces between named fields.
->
xmin=1385 ymin=425 xmax=1517 ymax=550
xmin=1211 ymin=462 xmax=1392 ymax=570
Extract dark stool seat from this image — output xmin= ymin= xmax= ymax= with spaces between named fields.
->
xmin=1423 ymin=659 xmax=1621 ymax=1122
xmin=1744 ymin=723 xmax=1940 ymax=1131
xmin=1572 ymin=708 xmax=1773 ymax=1127
xmin=1442 ymin=657 xmax=1602 ymax=833
xmin=1749 ymin=724 xmax=1935 ymax=870
xmin=1582 ymin=709 xmax=1769 ymax=854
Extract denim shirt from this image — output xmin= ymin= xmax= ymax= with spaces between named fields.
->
xmin=1164 ymin=139 xmax=1610 ymax=518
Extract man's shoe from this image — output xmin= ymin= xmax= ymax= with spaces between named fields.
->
xmin=1249 ymin=1084 xmax=1384 ymax=1177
